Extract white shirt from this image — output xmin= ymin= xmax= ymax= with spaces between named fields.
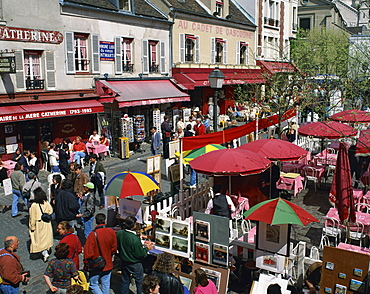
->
xmin=48 ymin=149 xmax=58 ymax=166
xmin=205 ymin=193 xmax=236 ymax=214
xmin=89 ymin=134 xmax=100 ymax=142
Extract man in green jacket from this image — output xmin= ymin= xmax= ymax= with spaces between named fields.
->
xmin=117 ymin=216 xmax=153 ymax=294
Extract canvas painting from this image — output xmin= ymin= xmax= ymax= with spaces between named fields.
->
xmin=195 ymin=220 xmax=210 ymax=242
xmin=156 ymin=218 xmax=171 ymax=234
xmin=172 ymin=237 xmax=188 ymax=253
xmin=173 ymin=221 xmax=189 ymax=237
xmin=195 ymin=242 xmax=210 ymax=263
xmin=212 ymin=243 xmax=228 ymax=267
xmin=155 ymin=232 xmax=170 ymax=249
xmin=201 ymin=267 xmax=222 ymax=291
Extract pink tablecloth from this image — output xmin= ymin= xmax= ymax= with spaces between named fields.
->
xmin=314 ymin=153 xmax=337 ymax=165
xmin=276 ymin=175 xmax=304 ymax=197
xmin=3 ymin=160 xmax=16 ymax=177
xmin=248 ymin=226 xmax=257 ymax=243
xmin=281 ymin=162 xmax=306 ymax=173
xmin=337 ymin=242 xmax=370 ymax=255
xmin=326 ymin=207 xmax=370 ymax=235
xmin=353 ymin=189 xmax=364 ymax=205
xmin=86 ymin=143 xmax=108 ymax=155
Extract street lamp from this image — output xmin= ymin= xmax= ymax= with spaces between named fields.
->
xmin=208 ymin=67 xmax=225 ymax=132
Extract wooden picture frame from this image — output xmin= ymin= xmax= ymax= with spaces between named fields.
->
xmin=175 ymin=271 xmax=196 ymax=294
xmin=193 ymin=263 xmax=229 ymax=294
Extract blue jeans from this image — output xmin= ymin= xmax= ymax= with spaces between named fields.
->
xmin=190 ymin=168 xmax=197 ymax=186
xmin=0 ymin=284 xmax=19 ymax=294
xmin=89 ymin=270 xmax=111 ymax=294
xmin=12 ymin=190 xmax=27 ymax=216
xmin=121 ymin=262 xmax=143 ymax=294
xmin=83 ymin=216 xmax=94 ymax=238
xmin=74 ymin=151 xmax=86 ymax=165
xmin=52 ymin=166 xmax=60 ymax=172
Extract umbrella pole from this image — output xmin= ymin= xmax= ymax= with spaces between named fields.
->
xmin=179 ymin=138 xmax=184 ymax=198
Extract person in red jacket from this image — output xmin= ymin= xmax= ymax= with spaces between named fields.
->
xmin=0 ymin=236 xmax=30 ymax=294
xmin=193 ymin=118 xmax=206 ymax=136
xmin=58 ymin=221 xmax=82 ymax=270
xmin=84 ymin=213 xmax=117 ymax=294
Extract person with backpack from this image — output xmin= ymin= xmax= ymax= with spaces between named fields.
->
xmin=22 ymin=171 xmax=42 ymax=204
xmin=0 ymin=236 xmax=30 ymax=294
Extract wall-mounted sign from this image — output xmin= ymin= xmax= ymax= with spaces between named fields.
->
xmin=100 ymin=41 xmax=114 ymax=61
xmin=0 ymin=57 xmax=16 ymax=73
xmin=0 ymin=26 xmax=63 ymax=44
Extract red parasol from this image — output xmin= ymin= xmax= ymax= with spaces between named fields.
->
xmin=329 ymin=143 xmax=356 ymax=223
xmin=330 ymin=109 xmax=370 ymax=123
xmin=189 ymin=149 xmax=271 ymax=176
xmin=237 ymin=139 xmax=308 ymax=162
xmin=356 ymin=129 xmax=370 ymax=156
xmin=298 ymin=121 xmax=357 ymax=139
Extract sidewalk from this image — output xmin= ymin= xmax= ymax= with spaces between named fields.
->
xmin=0 ymin=143 xmax=332 ymax=293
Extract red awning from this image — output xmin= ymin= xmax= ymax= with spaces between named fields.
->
xmin=0 ymin=100 xmax=104 ymax=123
xmin=96 ymin=79 xmax=190 ymax=107
xmin=257 ymin=60 xmax=298 ymax=74
xmin=172 ymin=68 xmax=266 ymax=90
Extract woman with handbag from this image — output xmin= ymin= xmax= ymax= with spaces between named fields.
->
xmin=44 ymin=243 xmax=79 ymax=293
xmin=29 ymin=187 xmax=53 ymax=262
xmin=58 ymin=221 xmax=82 ymax=270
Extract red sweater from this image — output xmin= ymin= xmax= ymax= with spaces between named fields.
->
xmin=60 ymin=233 xmax=82 ymax=269
xmin=194 ymin=123 xmax=206 ymax=136
xmin=0 ymin=248 xmax=24 ymax=286
xmin=73 ymin=142 xmax=86 ymax=152
xmin=84 ymin=225 xmax=117 ymax=271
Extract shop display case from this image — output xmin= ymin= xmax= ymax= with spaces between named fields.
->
xmin=120 ymin=117 xmax=134 ymax=143
xmin=133 ymin=115 xmax=145 ymax=143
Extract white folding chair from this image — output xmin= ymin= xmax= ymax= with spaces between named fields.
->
xmin=346 ymin=221 xmax=366 ymax=248
xmin=241 ymin=219 xmax=252 ymax=234
xmin=355 ymin=203 xmax=370 ymax=213
xmin=309 ymin=246 xmax=320 ymax=260
xmin=303 ymin=166 xmax=319 ymax=191
xmin=319 ymin=216 xmax=342 ymax=249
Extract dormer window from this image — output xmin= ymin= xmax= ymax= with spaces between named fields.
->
xmin=216 ymin=0 xmax=223 ymax=17
xmin=120 ymin=0 xmax=131 ymax=11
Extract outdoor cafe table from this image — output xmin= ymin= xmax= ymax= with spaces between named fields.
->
xmin=281 ymin=162 xmax=306 ymax=173
xmin=326 ymin=207 xmax=370 ymax=235
xmin=86 ymin=142 xmax=108 ymax=156
xmin=337 ymin=242 xmax=370 ymax=255
xmin=276 ymin=173 xmax=304 ymax=197
xmin=313 ymin=152 xmax=337 ymax=166
xmin=3 ymin=160 xmax=16 ymax=177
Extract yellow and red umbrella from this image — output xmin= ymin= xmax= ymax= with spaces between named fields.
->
xmin=175 ymin=144 xmax=226 ymax=164
xmin=105 ymin=171 xmax=159 ymax=199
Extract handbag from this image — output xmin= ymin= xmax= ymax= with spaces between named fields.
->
xmin=39 ymin=204 xmax=52 ymax=223
xmin=23 ymin=179 xmax=36 ymax=199
xmin=87 ymin=231 xmax=106 ymax=272
xmin=70 ymin=270 xmax=90 ymax=291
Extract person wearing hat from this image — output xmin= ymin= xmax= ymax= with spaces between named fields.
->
xmin=76 ymin=182 xmax=95 ymax=238
xmin=22 ymin=171 xmax=42 ymax=203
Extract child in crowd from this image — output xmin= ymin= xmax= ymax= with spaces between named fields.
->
xmin=142 ymin=275 xmax=160 ymax=294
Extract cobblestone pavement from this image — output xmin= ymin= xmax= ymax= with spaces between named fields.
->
xmin=0 ymin=142 xmax=333 ymax=293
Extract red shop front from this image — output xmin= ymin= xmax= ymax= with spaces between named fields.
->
xmin=0 ymin=99 xmax=104 ymax=160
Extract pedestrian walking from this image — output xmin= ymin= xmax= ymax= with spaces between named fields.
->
xmin=76 ymin=182 xmax=95 ymax=238
xmin=89 ymin=154 xmax=106 ymax=210
xmin=0 ymin=236 xmax=30 ymax=294
xmin=84 ymin=213 xmax=117 ymax=294
xmin=117 ymin=216 xmax=153 ymax=294
xmin=150 ymin=127 xmax=161 ymax=156
xmin=10 ymin=162 xmax=26 ymax=218
xmin=58 ymin=221 xmax=82 ymax=270
xmin=29 ymin=187 xmax=53 ymax=262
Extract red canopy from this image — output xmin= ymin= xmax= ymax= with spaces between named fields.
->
xmin=356 ymin=129 xmax=370 ymax=156
xmin=238 ymin=139 xmax=308 ymax=162
xmin=189 ymin=149 xmax=271 ymax=176
xmin=329 ymin=142 xmax=356 ymax=223
xmin=298 ymin=121 xmax=357 ymax=139
xmin=182 ymin=108 xmax=296 ymax=151
xmin=330 ymin=109 xmax=370 ymax=123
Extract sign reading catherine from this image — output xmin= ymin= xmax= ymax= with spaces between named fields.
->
xmin=0 ymin=108 xmax=97 ymax=123
xmin=100 ymin=41 xmax=115 ymax=61
xmin=0 ymin=26 xmax=63 ymax=44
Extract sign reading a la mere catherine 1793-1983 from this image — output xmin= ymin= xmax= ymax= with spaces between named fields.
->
xmin=0 ymin=26 xmax=64 ymax=44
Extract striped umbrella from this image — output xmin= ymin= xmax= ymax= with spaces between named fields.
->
xmin=105 ymin=171 xmax=159 ymax=199
xmin=175 ymin=144 xmax=226 ymax=164
xmin=243 ymin=198 xmax=319 ymax=226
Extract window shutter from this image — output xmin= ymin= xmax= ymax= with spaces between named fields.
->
xmin=65 ymin=31 xmax=75 ymax=74
xmin=45 ymin=51 xmax=56 ymax=90
xmin=236 ymin=41 xmax=240 ymax=65
xmin=91 ymin=34 xmax=100 ymax=74
xmin=14 ymin=50 xmax=25 ymax=91
xmin=160 ymin=41 xmax=166 ymax=74
xmin=195 ymin=36 xmax=200 ymax=63
xmin=210 ymin=37 xmax=215 ymax=64
xmin=115 ymin=36 xmax=122 ymax=74
xmin=179 ymin=33 xmax=185 ymax=63
xmin=142 ymin=39 xmax=149 ymax=74
xmin=223 ymin=39 xmax=227 ymax=65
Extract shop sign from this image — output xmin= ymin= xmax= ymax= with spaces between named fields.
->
xmin=0 ymin=107 xmax=95 ymax=123
xmin=0 ymin=26 xmax=63 ymax=44
xmin=100 ymin=41 xmax=114 ymax=61
xmin=0 ymin=57 xmax=16 ymax=73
